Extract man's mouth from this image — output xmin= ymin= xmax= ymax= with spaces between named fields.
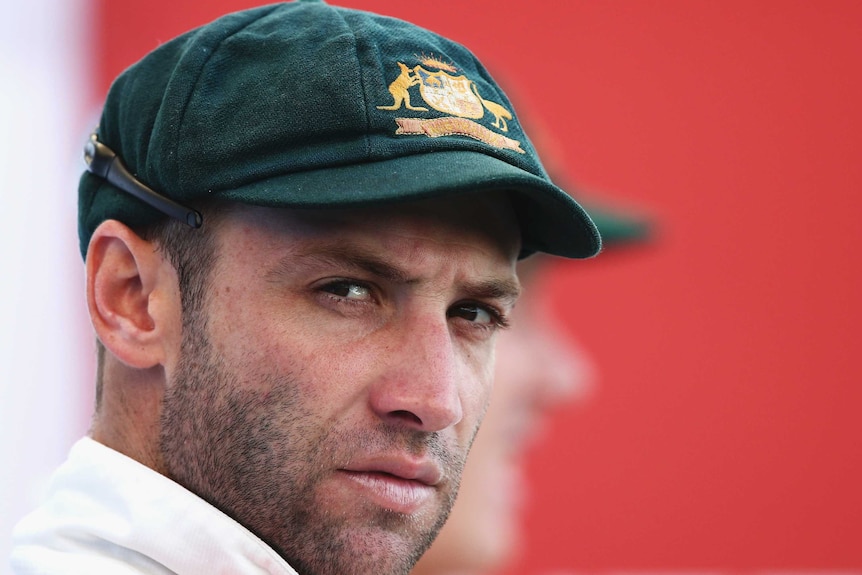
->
xmin=339 ymin=456 xmax=443 ymax=513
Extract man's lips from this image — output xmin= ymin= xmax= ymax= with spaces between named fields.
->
xmin=339 ymin=456 xmax=443 ymax=513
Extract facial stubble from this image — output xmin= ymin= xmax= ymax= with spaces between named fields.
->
xmin=158 ymin=308 xmax=470 ymax=575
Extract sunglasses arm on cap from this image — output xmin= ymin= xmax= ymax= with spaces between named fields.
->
xmin=84 ymin=133 xmax=203 ymax=229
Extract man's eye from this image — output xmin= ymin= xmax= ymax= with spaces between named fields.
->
xmin=447 ymin=303 xmax=506 ymax=328
xmin=322 ymin=281 xmax=372 ymax=301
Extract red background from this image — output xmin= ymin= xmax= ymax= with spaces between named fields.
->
xmin=94 ymin=1 xmax=862 ymax=571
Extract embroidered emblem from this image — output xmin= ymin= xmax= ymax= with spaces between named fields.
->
xmin=377 ymin=62 xmax=428 ymax=112
xmin=415 ymin=67 xmax=484 ymax=119
xmin=474 ymin=92 xmax=513 ymax=132
xmin=377 ymin=55 xmax=523 ymax=153
xmin=395 ymin=117 xmax=524 ymax=153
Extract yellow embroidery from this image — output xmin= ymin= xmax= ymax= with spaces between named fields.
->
xmin=418 ymin=54 xmax=458 ymax=74
xmin=379 ymin=59 xmax=521 ymax=150
xmin=471 ymin=85 xmax=513 ymax=132
xmin=415 ymin=66 xmax=484 ymax=119
xmin=395 ymin=117 xmax=524 ymax=154
xmin=377 ymin=62 xmax=428 ymax=112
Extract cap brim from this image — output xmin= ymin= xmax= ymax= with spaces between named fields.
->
xmin=217 ymin=149 xmax=601 ymax=259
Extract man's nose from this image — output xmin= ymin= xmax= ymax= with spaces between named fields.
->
xmin=368 ymin=318 xmax=465 ymax=432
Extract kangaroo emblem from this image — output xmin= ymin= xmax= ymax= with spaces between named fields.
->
xmin=378 ymin=58 xmax=525 ymax=153
xmin=377 ymin=62 xmax=428 ymax=111
xmin=470 ymin=83 xmax=513 ymax=132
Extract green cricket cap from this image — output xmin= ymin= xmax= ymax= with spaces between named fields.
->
xmin=79 ymin=0 xmax=602 ymax=259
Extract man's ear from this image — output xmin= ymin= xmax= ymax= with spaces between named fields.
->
xmin=86 ymin=220 xmax=179 ymax=370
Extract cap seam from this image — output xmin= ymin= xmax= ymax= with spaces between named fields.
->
xmin=334 ymin=9 xmax=373 ymax=160
xmin=167 ymin=4 xmax=284 ymax=196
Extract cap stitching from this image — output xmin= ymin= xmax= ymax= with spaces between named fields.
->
xmin=334 ymin=9 xmax=373 ymax=160
xmin=167 ymin=4 xmax=284 ymax=196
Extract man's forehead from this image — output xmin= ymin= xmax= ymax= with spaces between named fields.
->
xmin=219 ymin=194 xmax=521 ymax=295
xmin=230 ymin=191 xmax=522 ymax=261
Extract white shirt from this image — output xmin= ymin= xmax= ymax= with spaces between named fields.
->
xmin=10 ymin=437 xmax=298 ymax=575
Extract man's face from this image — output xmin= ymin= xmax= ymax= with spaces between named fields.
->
xmin=157 ymin=194 xmax=521 ymax=575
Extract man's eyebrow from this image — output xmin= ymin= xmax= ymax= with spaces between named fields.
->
xmin=461 ymin=278 xmax=522 ymax=307
xmin=269 ymin=244 xmax=521 ymax=302
xmin=298 ymin=245 xmax=414 ymax=282
xmin=268 ymin=244 xmax=414 ymax=285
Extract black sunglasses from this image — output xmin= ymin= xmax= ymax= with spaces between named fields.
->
xmin=84 ymin=133 xmax=203 ymax=228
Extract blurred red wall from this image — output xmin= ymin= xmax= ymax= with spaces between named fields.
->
xmin=95 ymin=1 xmax=862 ymax=570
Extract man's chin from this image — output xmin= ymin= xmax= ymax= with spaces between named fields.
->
xmin=278 ymin=524 xmax=440 ymax=575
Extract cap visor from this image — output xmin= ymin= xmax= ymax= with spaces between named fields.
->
xmin=217 ymin=149 xmax=601 ymax=259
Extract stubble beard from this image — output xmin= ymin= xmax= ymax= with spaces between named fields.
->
xmin=158 ymin=311 xmax=466 ymax=575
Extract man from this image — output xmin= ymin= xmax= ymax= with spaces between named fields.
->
xmin=10 ymin=1 xmax=600 ymax=574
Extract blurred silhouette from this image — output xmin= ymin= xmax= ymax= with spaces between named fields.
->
xmin=412 ymin=188 xmax=650 ymax=575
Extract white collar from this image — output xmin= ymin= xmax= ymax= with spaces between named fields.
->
xmin=13 ymin=437 xmax=299 ymax=575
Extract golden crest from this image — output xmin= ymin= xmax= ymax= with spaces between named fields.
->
xmin=414 ymin=67 xmax=484 ymax=119
xmin=377 ymin=58 xmax=521 ymax=152
xmin=377 ymin=62 xmax=428 ymax=112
